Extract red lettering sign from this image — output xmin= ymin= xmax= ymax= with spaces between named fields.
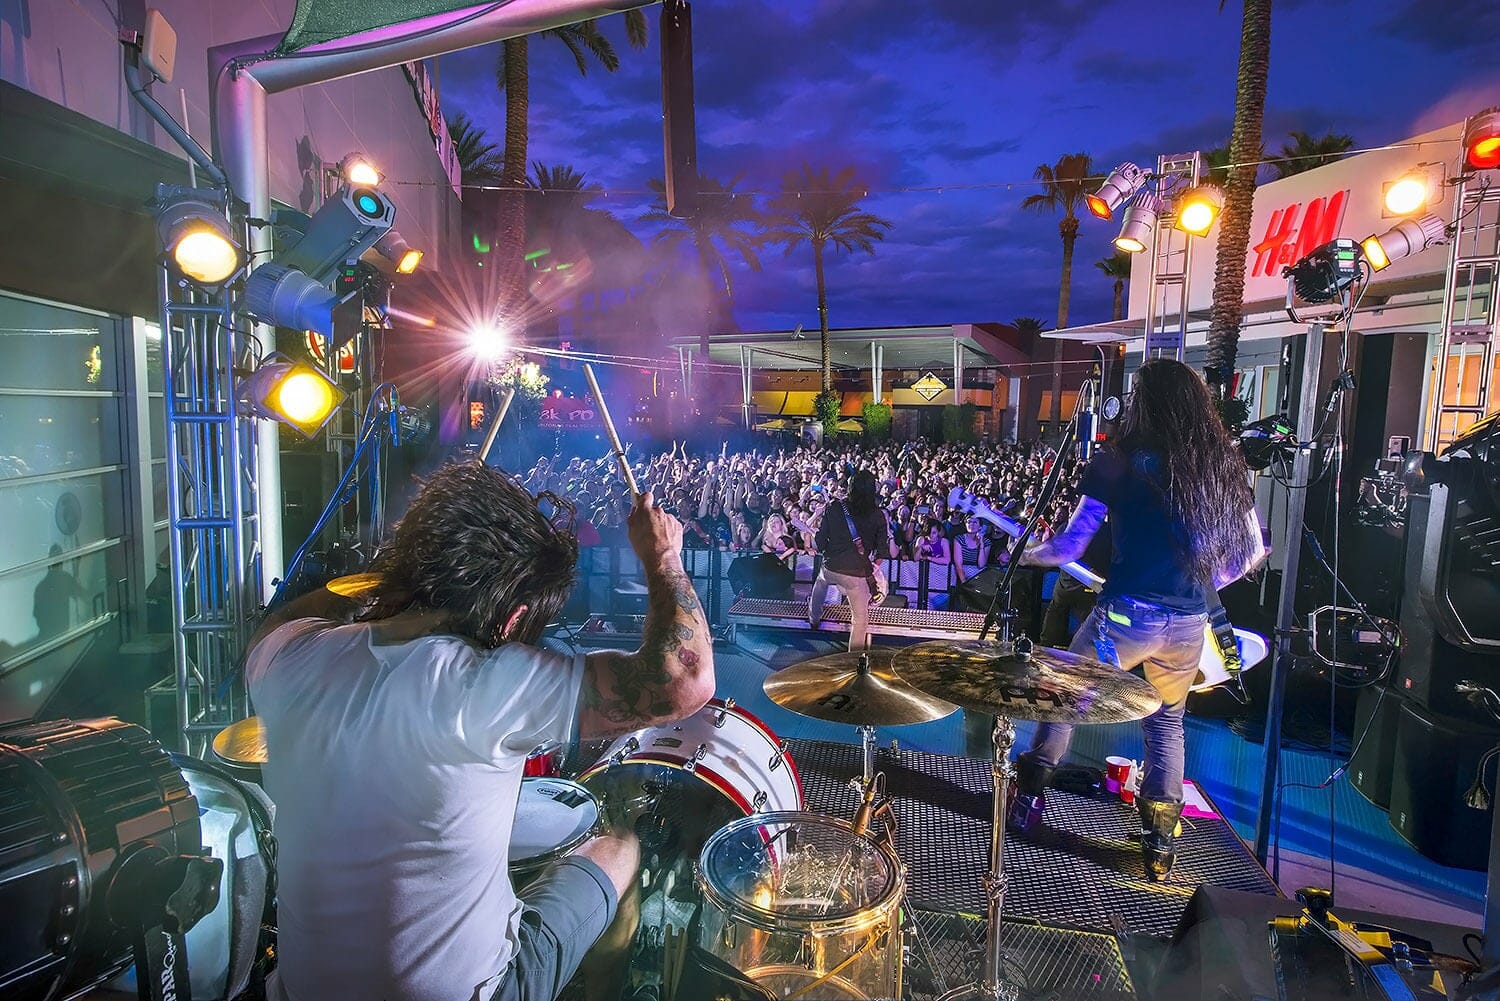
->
xmin=1249 ymin=190 xmax=1349 ymax=279
xmin=305 ymin=330 xmax=355 ymax=373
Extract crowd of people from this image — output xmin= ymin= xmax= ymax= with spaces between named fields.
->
xmin=520 ymin=439 xmax=1084 ymax=579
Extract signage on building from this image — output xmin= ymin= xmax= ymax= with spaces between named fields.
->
xmin=1248 ymin=189 xmax=1350 ymax=280
xmin=912 ymin=372 xmax=948 ymax=401
xmin=403 ymin=61 xmax=462 ymax=195
xmin=305 ymin=330 xmax=356 ymax=373
xmin=540 ymin=396 xmax=602 ymax=429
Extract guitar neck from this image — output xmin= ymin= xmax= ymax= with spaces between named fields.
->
xmin=967 ymin=503 xmax=1105 ymax=593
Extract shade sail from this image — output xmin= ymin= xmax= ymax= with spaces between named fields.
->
xmin=279 ymin=0 xmax=485 ymax=52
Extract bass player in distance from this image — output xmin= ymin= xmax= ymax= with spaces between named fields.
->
xmin=1014 ymin=358 xmax=1266 ymax=879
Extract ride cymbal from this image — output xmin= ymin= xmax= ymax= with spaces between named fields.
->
xmin=892 ymin=638 xmax=1161 ymax=724
xmin=326 ymin=572 xmax=382 ymax=597
xmin=765 ymin=648 xmax=959 ymax=727
xmin=212 ymin=716 xmax=268 ymax=766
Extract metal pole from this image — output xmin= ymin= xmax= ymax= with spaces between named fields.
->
xmin=1253 ymin=320 xmax=1328 ymax=864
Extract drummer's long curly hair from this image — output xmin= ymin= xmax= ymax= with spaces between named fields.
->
xmin=1119 ymin=359 xmax=1257 ymax=585
xmin=357 ymin=462 xmax=578 ymax=648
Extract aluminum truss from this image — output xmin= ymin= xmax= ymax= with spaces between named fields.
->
xmin=1427 ymin=171 xmax=1500 ymax=450
xmin=158 ymin=271 xmax=261 ymax=753
xmin=1140 ymin=151 xmax=1205 ymax=362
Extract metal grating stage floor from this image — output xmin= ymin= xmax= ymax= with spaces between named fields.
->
xmin=787 ymin=738 xmax=1280 ymax=940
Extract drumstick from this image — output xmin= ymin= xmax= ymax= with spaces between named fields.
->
xmin=583 ymin=363 xmax=639 ymax=497
xmin=479 ymin=388 xmax=515 ymax=464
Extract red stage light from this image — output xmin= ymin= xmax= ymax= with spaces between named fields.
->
xmin=1464 ymin=108 xmax=1500 ymax=170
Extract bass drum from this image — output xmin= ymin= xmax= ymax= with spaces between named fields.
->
xmin=578 ymin=697 xmax=801 ymax=860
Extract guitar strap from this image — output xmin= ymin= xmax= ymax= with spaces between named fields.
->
xmin=1203 ymin=585 xmax=1243 ymax=678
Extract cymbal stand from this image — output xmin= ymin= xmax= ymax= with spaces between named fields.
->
xmin=852 ymin=724 xmax=878 ymax=789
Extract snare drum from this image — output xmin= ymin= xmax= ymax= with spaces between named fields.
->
xmin=696 ymin=811 xmax=904 ymax=1000
xmin=508 ymin=778 xmax=600 ymax=888
xmin=578 ymin=698 xmax=801 ymax=858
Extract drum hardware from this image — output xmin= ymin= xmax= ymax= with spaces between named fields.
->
xmin=892 ymin=635 xmax=1162 ymax=1001
xmin=609 ymin=736 xmax=641 ymax=766
xmin=683 ymin=743 xmax=709 ymax=773
xmin=714 ymin=697 xmax=737 ymax=727
xmin=769 ymin=739 xmax=791 ymax=771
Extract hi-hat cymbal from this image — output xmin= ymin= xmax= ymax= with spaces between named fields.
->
xmin=212 ymin=716 xmax=267 ymax=766
xmin=326 ymin=572 xmax=382 ymax=597
xmin=765 ymin=648 xmax=959 ymax=727
xmin=892 ymin=639 xmax=1162 ymax=724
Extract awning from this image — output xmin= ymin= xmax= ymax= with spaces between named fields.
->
xmin=278 ymin=0 xmax=477 ymax=51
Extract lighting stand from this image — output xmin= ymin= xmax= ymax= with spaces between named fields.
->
xmin=1252 ymin=319 xmax=1329 ymax=864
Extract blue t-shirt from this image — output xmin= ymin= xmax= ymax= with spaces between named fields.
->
xmin=1078 ymin=443 xmax=1209 ymax=614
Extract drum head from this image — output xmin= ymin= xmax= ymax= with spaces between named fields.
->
xmin=510 ymin=779 xmax=598 ymax=869
xmin=698 ymin=812 xmax=901 ymax=924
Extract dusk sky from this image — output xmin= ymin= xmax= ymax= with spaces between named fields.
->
xmin=439 ymin=0 xmax=1499 ymax=335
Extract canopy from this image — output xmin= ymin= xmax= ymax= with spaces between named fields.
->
xmin=279 ymin=0 xmax=486 ymax=52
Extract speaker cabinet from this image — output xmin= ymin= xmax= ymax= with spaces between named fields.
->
xmin=1348 ymin=686 xmax=1404 ymax=809
xmin=1387 ymin=699 xmax=1498 ymax=870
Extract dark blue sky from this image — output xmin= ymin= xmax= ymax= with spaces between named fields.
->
xmin=438 ymin=0 xmax=1499 ymax=334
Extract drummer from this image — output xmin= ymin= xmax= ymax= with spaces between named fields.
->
xmin=1014 ymin=359 xmax=1264 ymax=879
xmin=245 ymin=463 xmax=714 ymax=1001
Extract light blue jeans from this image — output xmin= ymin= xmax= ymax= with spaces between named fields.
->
xmin=809 ymin=566 xmax=872 ymax=652
xmin=1025 ymin=598 xmax=1206 ymax=804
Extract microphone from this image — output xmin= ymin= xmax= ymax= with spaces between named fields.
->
xmin=1077 ymin=380 xmax=1100 ymax=462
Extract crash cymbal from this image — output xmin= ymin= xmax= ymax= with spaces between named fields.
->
xmin=765 ymin=648 xmax=959 ymax=727
xmin=326 ymin=572 xmax=382 ymax=597
xmin=212 ymin=716 xmax=267 ymax=767
xmin=892 ymin=638 xmax=1162 ymax=724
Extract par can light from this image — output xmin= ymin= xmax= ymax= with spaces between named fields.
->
xmin=1087 ymin=162 xmax=1146 ymax=220
xmin=1464 ymin=107 xmax=1500 ymax=171
xmin=1113 ymin=193 xmax=1160 ymax=253
xmin=152 ymin=185 xmax=243 ymax=288
xmin=1174 ymin=185 xmax=1224 ymax=236
xmin=238 ymin=353 xmax=346 ymax=437
xmin=340 ymin=153 xmax=383 ymax=187
xmin=1361 ymin=213 xmax=1447 ymax=272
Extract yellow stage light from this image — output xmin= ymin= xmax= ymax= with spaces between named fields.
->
xmin=275 ymin=371 xmax=337 ymax=426
xmin=1113 ymin=195 xmax=1159 ymax=253
xmin=1383 ymin=174 xmax=1429 ymax=215
xmin=238 ymin=354 xmax=346 ymax=437
xmin=1360 ymin=235 xmax=1390 ymax=272
xmin=1174 ymin=185 xmax=1224 ymax=236
xmin=153 ymin=186 xmax=243 ymax=289
xmin=343 ymin=155 xmax=383 ymax=187
xmin=173 ymin=227 xmax=241 ymax=285
xmin=396 ymin=248 xmax=423 ymax=274
xmin=1361 ymin=214 xmax=1447 ymax=273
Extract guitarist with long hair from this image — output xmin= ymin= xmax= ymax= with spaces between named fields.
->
xmin=1012 ymin=359 xmax=1265 ymax=879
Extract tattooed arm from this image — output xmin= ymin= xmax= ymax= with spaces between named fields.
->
xmin=580 ymin=492 xmax=715 ymax=739
xmin=1019 ymin=495 xmax=1106 ymax=567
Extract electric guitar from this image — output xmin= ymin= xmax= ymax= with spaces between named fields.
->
xmin=947 ymin=487 xmax=1267 ymax=692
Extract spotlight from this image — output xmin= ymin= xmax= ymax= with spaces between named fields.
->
xmin=374 ymin=230 xmax=424 ymax=275
xmin=1384 ymin=173 xmax=1428 ymax=215
xmin=238 ymin=353 xmax=346 ymax=437
xmin=278 ymin=184 xmax=396 ymax=284
xmin=468 ymin=323 xmax=510 ymax=359
xmin=243 ymin=263 xmax=340 ymax=336
xmin=1464 ymin=107 xmax=1500 ymax=171
xmin=1174 ymin=185 xmax=1224 ymax=236
xmin=340 ymin=153 xmax=383 ymax=187
xmin=1361 ymin=213 xmax=1447 ymax=272
xmin=1113 ymin=193 xmax=1160 ymax=253
xmin=1285 ymin=238 xmax=1361 ymax=304
xmin=152 ymin=185 xmax=243 ymax=288
xmin=1087 ymin=162 xmax=1146 ymax=220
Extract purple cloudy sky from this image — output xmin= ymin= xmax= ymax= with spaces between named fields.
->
xmin=438 ymin=0 xmax=1499 ymax=334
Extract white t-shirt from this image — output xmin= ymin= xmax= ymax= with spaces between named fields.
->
xmin=246 ymin=618 xmax=584 ymax=1001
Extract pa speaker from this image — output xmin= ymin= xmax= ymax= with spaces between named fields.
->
xmin=1348 ymin=686 xmax=1404 ymax=809
xmin=1387 ymin=699 xmax=1499 ymax=870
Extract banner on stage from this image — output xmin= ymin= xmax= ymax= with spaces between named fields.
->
xmin=540 ymin=396 xmax=602 ymax=430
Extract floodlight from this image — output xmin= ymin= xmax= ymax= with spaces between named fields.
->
xmin=1286 ymin=239 xmax=1361 ymax=303
xmin=1464 ymin=107 xmax=1500 ymax=171
xmin=152 ymin=185 xmax=243 ymax=288
xmin=374 ymin=230 xmax=424 ymax=275
xmin=468 ymin=323 xmax=510 ymax=359
xmin=1174 ymin=185 xmax=1224 ymax=236
xmin=238 ymin=353 xmax=346 ymax=437
xmin=1087 ymin=162 xmax=1146 ymax=221
xmin=1113 ymin=194 xmax=1160 ymax=253
xmin=340 ymin=153 xmax=383 ymax=186
xmin=277 ymin=184 xmax=396 ymax=284
xmin=1384 ymin=174 xmax=1429 ymax=215
xmin=243 ymin=263 xmax=340 ymax=336
xmin=1361 ymin=213 xmax=1447 ymax=272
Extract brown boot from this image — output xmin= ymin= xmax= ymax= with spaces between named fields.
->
xmin=1138 ymin=798 xmax=1184 ymax=881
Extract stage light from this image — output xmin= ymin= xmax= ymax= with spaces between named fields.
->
xmin=374 ymin=230 xmax=424 ymax=274
xmin=1464 ymin=107 xmax=1500 ymax=170
xmin=1174 ymin=185 xmax=1224 ymax=236
xmin=1113 ymin=194 xmax=1160 ymax=253
xmin=1383 ymin=174 xmax=1429 ymax=215
xmin=468 ymin=322 xmax=510 ymax=359
xmin=1361 ymin=213 xmax=1447 ymax=272
xmin=153 ymin=186 xmax=243 ymax=287
xmin=1286 ymin=238 xmax=1361 ymax=303
xmin=243 ymin=263 xmax=340 ymax=336
xmin=277 ymin=184 xmax=396 ymax=284
xmin=238 ymin=353 xmax=346 ymax=437
xmin=1087 ymin=162 xmax=1146 ymax=221
xmin=340 ymin=153 xmax=383 ymax=187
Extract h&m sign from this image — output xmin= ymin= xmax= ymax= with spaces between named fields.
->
xmin=1248 ymin=189 xmax=1350 ymax=281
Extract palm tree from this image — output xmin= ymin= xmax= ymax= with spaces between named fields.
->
xmin=446 ymin=112 xmax=504 ymax=185
xmin=493 ymin=12 xmax=648 ymax=321
xmin=1205 ymin=0 xmax=1272 ymax=395
xmin=766 ymin=165 xmax=893 ymax=393
xmin=1271 ymin=130 xmax=1355 ymax=178
xmin=1202 ymin=141 xmax=1266 ymax=187
xmin=1095 ymin=251 xmax=1132 ymax=322
xmin=642 ymin=173 xmax=766 ymax=343
xmin=1022 ymin=152 xmax=1094 ymax=425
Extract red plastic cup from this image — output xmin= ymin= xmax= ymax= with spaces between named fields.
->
xmin=1105 ymin=756 xmax=1131 ymax=796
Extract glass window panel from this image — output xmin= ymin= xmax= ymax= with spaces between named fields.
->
xmin=148 ymin=402 xmax=166 ymax=460
xmin=0 ymin=293 xmax=119 ymax=392
xmin=145 ymin=323 xmax=165 ymax=394
xmin=0 ymin=546 xmax=118 ymax=665
xmin=0 ymin=470 xmax=128 ymax=576
xmin=151 ymin=460 xmax=168 ymax=528
xmin=0 ymin=395 xmax=125 ymax=479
